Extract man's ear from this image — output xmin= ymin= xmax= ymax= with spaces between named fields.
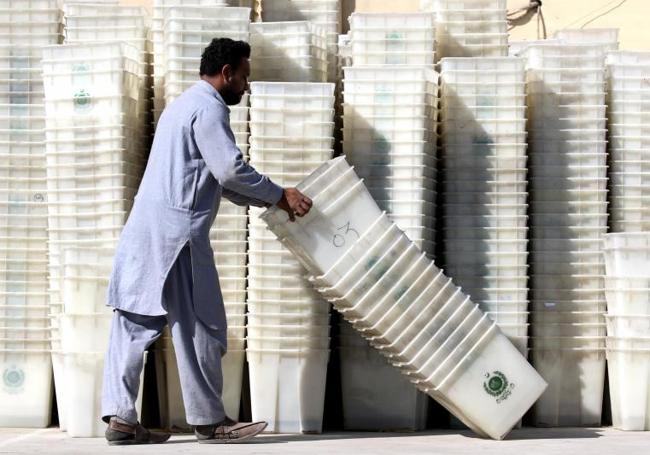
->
xmin=221 ymin=64 xmax=233 ymax=83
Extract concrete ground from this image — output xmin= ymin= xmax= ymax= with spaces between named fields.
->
xmin=0 ymin=427 xmax=649 ymax=454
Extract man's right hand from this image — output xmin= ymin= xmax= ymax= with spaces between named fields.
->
xmin=276 ymin=188 xmax=312 ymax=222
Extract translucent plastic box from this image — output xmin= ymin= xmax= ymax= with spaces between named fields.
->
xmin=65 ymin=26 xmax=147 ymax=42
xmin=65 ymin=15 xmax=145 ymax=29
xmin=441 ymin=69 xmax=522 ymax=84
xmin=433 ymin=0 xmax=507 ymax=10
xmin=63 ymin=3 xmax=144 ymax=16
xmin=250 ymin=81 xmax=334 ymax=97
xmin=0 ymin=32 xmax=60 ymax=46
xmin=554 ymin=28 xmax=618 ymax=44
xmin=439 ymin=42 xmax=507 ymax=58
xmin=349 ymin=12 xmax=434 ymax=30
xmin=607 ymin=50 xmax=650 ymax=66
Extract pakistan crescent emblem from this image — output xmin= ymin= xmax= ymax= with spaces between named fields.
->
xmin=3 ymin=366 xmax=25 ymax=389
xmin=484 ymin=371 xmax=508 ymax=398
xmin=73 ymin=89 xmax=91 ymax=109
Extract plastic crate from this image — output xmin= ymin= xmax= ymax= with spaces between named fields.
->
xmin=528 ymin=69 xmax=605 ymax=84
xmin=46 ymin=186 xmax=135 ymax=204
xmin=607 ymin=63 xmax=650 ymax=79
xmin=42 ymin=68 xmax=143 ymax=100
xmin=161 ymin=29 xmax=249 ymax=47
xmin=528 ymin=90 xmax=606 ymax=107
xmin=65 ymin=14 xmax=145 ymax=29
xmin=0 ymin=44 xmax=43 ymax=64
xmin=530 ymin=54 xmax=605 ymax=70
xmin=438 ymin=19 xmax=507 ymax=34
xmin=343 ymin=65 xmax=438 ymax=83
xmin=0 ymin=87 xmax=44 ymax=103
xmin=349 ymin=12 xmax=434 ymax=30
xmin=0 ymin=20 xmax=59 ymax=35
xmin=351 ymin=38 xmax=433 ymax=54
xmin=251 ymin=20 xmax=313 ymax=35
xmin=44 ymin=94 xmax=144 ymax=120
xmin=439 ymin=42 xmax=507 ymax=58
xmin=528 ymin=102 xmax=606 ymax=118
xmin=609 ymin=76 xmax=650 ymax=91
xmin=608 ymin=90 xmax=650 ymax=105
xmin=351 ymin=50 xmax=434 ymax=66
xmin=63 ymin=2 xmax=144 ymax=15
xmin=350 ymin=27 xmax=434 ymax=43
xmin=64 ymin=23 xmax=147 ymax=40
xmin=528 ymin=80 xmax=605 ymax=95
xmin=164 ymin=17 xmax=249 ymax=36
xmin=554 ymin=28 xmax=618 ymax=44
xmin=0 ymin=115 xmax=45 ymax=132
xmin=164 ymin=5 xmax=249 ymax=20
xmin=606 ymin=50 xmax=650 ymax=66
xmin=433 ymin=0 xmax=507 ymax=9
xmin=440 ymin=32 xmax=508 ymax=46
xmin=0 ymin=32 xmax=60 ymax=46
xmin=441 ymin=56 xmax=523 ymax=72
xmin=0 ymin=8 xmax=59 ymax=23
xmin=250 ymin=62 xmax=328 ymax=83
xmin=442 ymin=70 xmax=524 ymax=86
xmin=253 ymin=43 xmax=328 ymax=62
xmin=250 ymin=81 xmax=334 ymax=97
xmin=0 ymin=74 xmax=44 ymax=91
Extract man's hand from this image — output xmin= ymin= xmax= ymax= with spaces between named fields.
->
xmin=276 ymin=188 xmax=312 ymax=222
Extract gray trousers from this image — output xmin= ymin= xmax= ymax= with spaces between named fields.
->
xmin=101 ymin=245 xmax=227 ymax=425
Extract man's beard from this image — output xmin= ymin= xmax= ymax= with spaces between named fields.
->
xmin=222 ymin=88 xmax=243 ymax=106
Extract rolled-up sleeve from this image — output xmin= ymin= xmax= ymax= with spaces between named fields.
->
xmin=192 ymin=105 xmax=283 ymax=206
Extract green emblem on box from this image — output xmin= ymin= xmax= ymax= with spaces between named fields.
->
xmin=3 ymin=366 xmax=25 ymax=389
xmin=484 ymin=370 xmax=514 ymax=403
xmin=73 ymin=89 xmax=91 ymax=109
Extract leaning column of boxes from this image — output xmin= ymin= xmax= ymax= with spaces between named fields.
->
xmin=261 ymin=157 xmax=547 ymax=440
xmin=522 ymin=43 xmax=609 ymax=428
xmin=339 ymin=12 xmax=438 ymax=431
xmin=42 ymin=40 xmax=149 ymax=437
xmin=439 ymin=57 xmax=529 ymax=356
xmin=246 ymin=81 xmax=335 ymax=433
xmin=151 ymin=5 xmax=251 ymax=429
xmin=0 ymin=0 xmax=61 ymax=429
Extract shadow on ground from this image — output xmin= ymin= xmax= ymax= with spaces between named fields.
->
xmin=160 ymin=427 xmax=604 ymax=445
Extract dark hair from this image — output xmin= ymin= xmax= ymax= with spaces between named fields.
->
xmin=200 ymin=38 xmax=251 ymax=77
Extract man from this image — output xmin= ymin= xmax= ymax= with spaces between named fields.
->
xmin=100 ymin=38 xmax=312 ymax=445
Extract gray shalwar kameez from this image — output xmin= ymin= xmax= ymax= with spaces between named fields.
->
xmin=101 ymin=80 xmax=283 ymax=425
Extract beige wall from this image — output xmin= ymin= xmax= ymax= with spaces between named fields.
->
xmin=122 ymin=0 xmax=151 ymax=12
xmin=121 ymin=0 xmax=650 ymax=49
xmin=348 ymin=0 xmax=650 ymax=49
xmin=505 ymin=0 xmax=649 ymax=50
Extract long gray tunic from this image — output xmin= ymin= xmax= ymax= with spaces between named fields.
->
xmin=107 ymin=80 xmax=282 ymax=330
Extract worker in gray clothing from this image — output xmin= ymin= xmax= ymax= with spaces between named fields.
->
xmin=101 ymin=38 xmax=312 ymax=445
